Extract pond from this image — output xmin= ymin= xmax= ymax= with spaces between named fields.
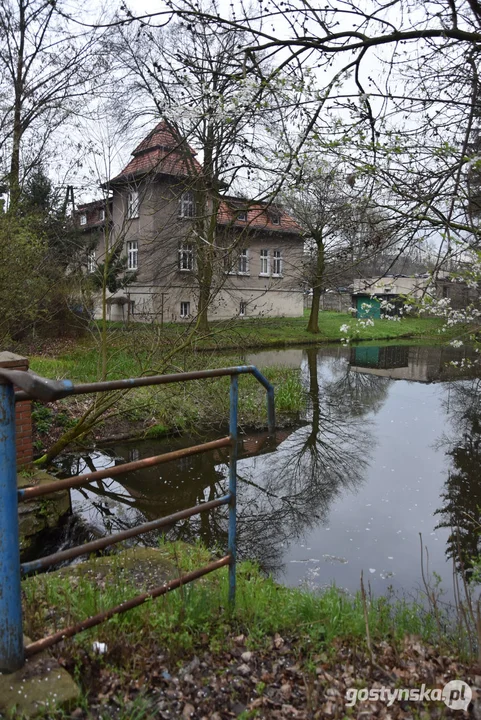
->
xmin=54 ymin=343 xmax=481 ymax=600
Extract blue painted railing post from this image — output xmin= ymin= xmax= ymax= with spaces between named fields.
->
xmin=228 ymin=374 xmax=238 ymax=606
xmin=0 ymin=379 xmax=24 ymax=672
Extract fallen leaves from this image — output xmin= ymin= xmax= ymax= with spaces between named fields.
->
xmin=53 ymin=631 xmax=481 ymax=719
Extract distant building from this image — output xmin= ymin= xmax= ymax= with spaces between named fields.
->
xmin=351 ymin=273 xmax=477 ymax=318
xmin=77 ymin=121 xmax=304 ymax=322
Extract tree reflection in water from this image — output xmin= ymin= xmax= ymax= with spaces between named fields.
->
xmin=55 ymin=349 xmax=392 ymax=577
xmin=435 ymin=378 xmax=481 ymax=580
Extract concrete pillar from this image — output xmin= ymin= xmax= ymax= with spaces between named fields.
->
xmin=0 ymin=353 xmax=33 ymax=468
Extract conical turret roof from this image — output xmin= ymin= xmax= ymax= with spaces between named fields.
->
xmin=110 ymin=120 xmax=201 ymax=183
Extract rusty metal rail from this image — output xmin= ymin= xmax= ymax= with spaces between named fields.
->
xmin=0 ymin=364 xmax=276 ymax=673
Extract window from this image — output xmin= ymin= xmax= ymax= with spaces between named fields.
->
xmin=237 ymin=209 xmax=247 ymax=222
xmin=260 ymin=249 xmax=270 ymax=276
xmin=180 ymin=301 xmax=190 ymax=318
xmin=99 ymin=207 xmax=105 ymax=222
xmin=87 ymin=249 xmax=96 ymax=273
xmin=239 ymin=301 xmax=247 ymax=317
xmin=179 ymin=243 xmax=194 ymax=271
xmin=127 ymin=190 xmax=139 ymax=219
xmin=127 ymin=240 xmax=138 ymax=270
xmin=238 ymin=248 xmax=249 ymax=274
xmin=179 ymin=190 xmax=195 ymax=218
xmin=271 ymin=212 xmax=280 ymax=225
xmin=80 ymin=214 xmax=87 ymax=226
xmin=272 ymin=250 xmax=282 ymax=276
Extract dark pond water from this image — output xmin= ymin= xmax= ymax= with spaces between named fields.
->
xmin=55 ymin=343 xmax=481 ymax=600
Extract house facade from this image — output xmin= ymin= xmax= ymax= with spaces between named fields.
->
xmin=78 ymin=121 xmax=304 ymax=322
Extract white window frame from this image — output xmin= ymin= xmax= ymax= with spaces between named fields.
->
xmin=271 ymin=212 xmax=280 ymax=225
xmin=238 ymin=248 xmax=249 ymax=275
xmin=127 ymin=240 xmax=138 ymax=270
xmin=239 ymin=300 xmax=247 ymax=317
xmin=179 ymin=190 xmax=195 ymax=218
xmin=180 ymin=301 xmax=191 ymax=318
xmin=87 ymin=249 xmax=96 ymax=273
xmin=99 ymin=207 xmax=105 ymax=222
xmin=127 ymin=190 xmax=139 ymax=219
xmin=272 ymin=249 xmax=283 ymax=277
xmin=179 ymin=243 xmax=194 ymax=271
xmin=260 ymin=248 xmax=270 ymax=276
xmin=80 ymin=213 xmax=87 ymax=226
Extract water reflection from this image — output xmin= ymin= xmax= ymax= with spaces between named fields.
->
xmin=435 ymin=378 xmax=481 ymax=579
xmin=52 ymin=343 xmax=481 ymax=595
xmin=56 ymin=347 xmax=390 ymax=577
xmin=233 ymin=348 xmax=388 ymax=573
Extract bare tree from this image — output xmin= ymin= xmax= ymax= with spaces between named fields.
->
xmin=0 ymin=0 xmax=106 ymax=209
xmin=111 ymin=7 xmax=295 ymax=330
xmin=116 ymin=1 xmax=481 ymax=273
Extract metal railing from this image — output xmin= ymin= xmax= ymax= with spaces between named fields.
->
xmin=0 ymin=365 xmax=275 ymax=673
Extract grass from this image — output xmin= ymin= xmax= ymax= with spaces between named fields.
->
xmin=194 ymin=311 xmax=447 ymax=349
xmin=22 ymin=542 xmax=445 ymax=665
xmin=23 ymin=311 xmax=451 ymax=453
xmin=20 ymin=541 xmax=472 ymax=720
xmin=27 ymin=312 xmax=448 ymax=383
xmin=89 ymin=310 xmax=447 ymax=351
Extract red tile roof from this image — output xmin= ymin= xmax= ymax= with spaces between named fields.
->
xmin=108 ymin=120 xmax=301 ymax=235
xmin=217 ymin=199 xmax=302 ymax=235
xmin=110 ymin=121 xmax=201 ymax=183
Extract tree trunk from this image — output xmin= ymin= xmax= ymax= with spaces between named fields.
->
xmin=196 ymin=280 xmax=211 ymax=332
xmin=8 ymin=0 xmax=26 ymax=211
xmin=306 ymin=239 xmax=325 ymax=334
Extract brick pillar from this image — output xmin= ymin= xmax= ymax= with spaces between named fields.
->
xmin=0 ymin=352 xmax=33 ymax=468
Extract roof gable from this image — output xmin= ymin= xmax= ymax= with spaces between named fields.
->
xmin=111 ymin=121 xmax=201 ymax=183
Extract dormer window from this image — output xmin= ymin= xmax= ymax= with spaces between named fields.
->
xmin=127 ymin=190 xmax=139 ymax=219
xmin=179 ymin=190 xmax=195 ymax=218
xmin=80 ymin=214 xmax=87 ymax=226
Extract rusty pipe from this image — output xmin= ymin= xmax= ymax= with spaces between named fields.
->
xmin=24 ymin=555 xmax=231 ymax=657
xmin=19 ymin=436 xmax=232 ymax=501
xmin=21 ymin=495 xmax=230 ymax=575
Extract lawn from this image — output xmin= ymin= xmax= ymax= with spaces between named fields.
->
xmin=28 ymin=312 xmax=448 ymax=383
xmin=25 ymin=310 xmax=450 ymax=458
xmin=198 ymin=311 xmax=446 ymax=349
xmin=17 ymin=542 xmax=478 ymax=719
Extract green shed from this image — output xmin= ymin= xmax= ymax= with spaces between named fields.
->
xmin=356 ymin=295 xmax=381 ymax=319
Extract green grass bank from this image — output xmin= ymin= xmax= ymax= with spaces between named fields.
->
xmin=23 ymin=312 xmax=451 ymax=457
xmin=18 ymin=542 xmax=478 ymax=719
xmin=28 ymin=312 xmax=447 ymax=383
